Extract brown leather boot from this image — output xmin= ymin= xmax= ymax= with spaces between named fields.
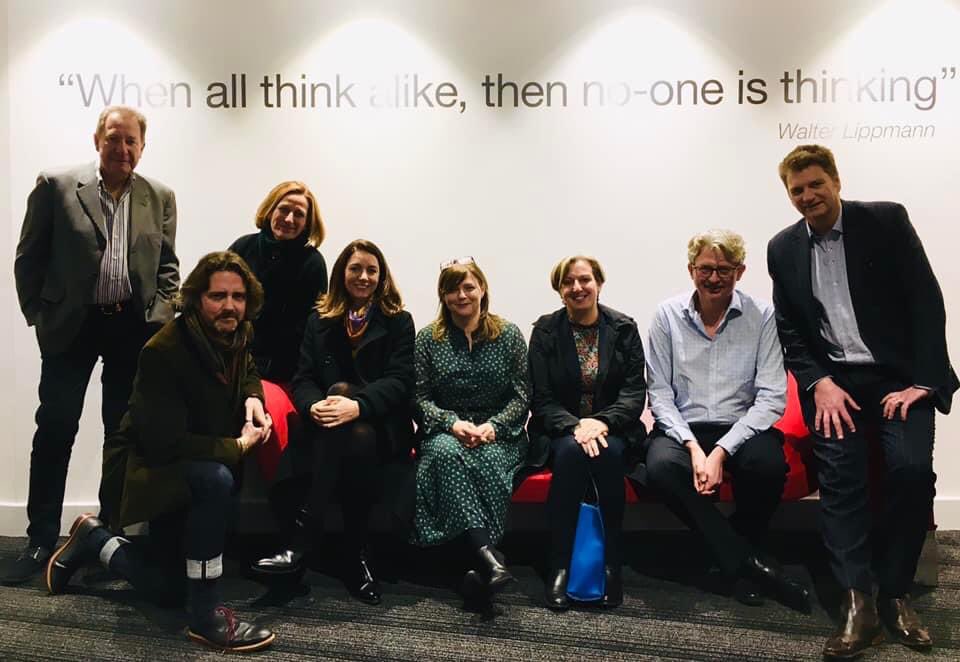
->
xmin=822 ymin=588 xmax=884 ymax=659
xmin=878 ymin=594 xmax=932 ymax=650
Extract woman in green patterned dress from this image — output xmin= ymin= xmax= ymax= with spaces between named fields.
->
xmin=412 ymin=257 xmax=530 ymax=602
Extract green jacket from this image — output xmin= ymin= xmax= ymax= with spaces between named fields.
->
xmin=101 ymin=316 xmax=263 ymax=528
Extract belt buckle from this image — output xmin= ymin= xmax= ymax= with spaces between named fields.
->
xmin=100 ymin=302 xmax=123 ymax=315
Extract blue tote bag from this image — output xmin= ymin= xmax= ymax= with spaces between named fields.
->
xmin=566 ymin=476 xmax=605 ymax=602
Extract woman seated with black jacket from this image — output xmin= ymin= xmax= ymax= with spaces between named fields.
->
xmin=527 ymin=255 xmax=647 ymax=611
xmin=252 ymin=239 xmax=415 ymax=605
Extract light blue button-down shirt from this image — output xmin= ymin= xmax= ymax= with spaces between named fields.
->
xmin=807 ymin=210 xmax=875 ymax=365
xmin=646 ymin=289 xmax=787 ymax=456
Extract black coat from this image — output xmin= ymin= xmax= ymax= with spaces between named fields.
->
xmin=767 ymin=200 xmax=958 ymax=415
xmin=101 ymin=317 xmax=263 ymax=528
xmin=526 ymin=304 xmax=647 ymax=467
xmin=229 ymin=230 xmax=327 ymax=383
xmin=292 ymin=307 xmax=416 ymax=458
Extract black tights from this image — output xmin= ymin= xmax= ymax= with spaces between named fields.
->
xmin=547 ymin=434 xmax=626 ymax=571
xmin=307 ymin=382 xmax=382 ymax=549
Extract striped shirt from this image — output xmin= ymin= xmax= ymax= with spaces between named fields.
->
xmin=93 ymin=170 xmax=134 ymax=305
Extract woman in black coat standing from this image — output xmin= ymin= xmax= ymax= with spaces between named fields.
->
xmin=228 ymin=181 xmax=327 ymax=385
xmin=229 ymin=181 xmax=327 ymax=548
xmin=252 ymin=239 xmax=415 ymax=605
xmin=527 ymin=255 xmax=646 ymax=611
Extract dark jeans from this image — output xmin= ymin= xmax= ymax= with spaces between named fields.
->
xmin=27 ymin=306 xmax=150 ymax=549
xmin=643 ymin=425 xmax=787 ymax=576
xmin=547 ymin=434 xmax=626 ymax=571
xmin=808 ymin=363 xmax=936 ymax=596
xmin=90 ymin=460 xmax=235 ymax=606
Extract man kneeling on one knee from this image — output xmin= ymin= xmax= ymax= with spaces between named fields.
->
xmin=45 ymin=251 xmax=276 ymax=653
xmin=641 ymin=229 xmax=809 ymax=611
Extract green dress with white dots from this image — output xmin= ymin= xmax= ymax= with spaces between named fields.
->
xmin=412 ymin=319 xmax=530 ymax=546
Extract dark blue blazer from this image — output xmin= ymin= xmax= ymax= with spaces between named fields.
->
xmin=766 ymin=199 xmax=958 ymax=414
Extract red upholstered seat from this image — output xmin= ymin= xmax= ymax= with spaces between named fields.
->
xmin=512 ymin=372 xmax=817 ymax=504
xmin=255 ymin=379 xmax=299 ymax=482
xmin=511 ymin=469 xmax=643 ymax=503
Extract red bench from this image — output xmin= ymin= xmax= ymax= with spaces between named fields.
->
xmin=513 ymin=372 xmax=817 ymax=503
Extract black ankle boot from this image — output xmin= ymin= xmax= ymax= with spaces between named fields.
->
xmin=349 ymin=547 xmax=382 ymax=605
xmin=251 ymin=510 xmax=312 ymax=575
xmin=545 ymin=568 xmax=570 ymax=611
xmin=476 ymin=545 xmax=515 ymax=594
xmin=602 ymin=564 xmax=623 ymax=608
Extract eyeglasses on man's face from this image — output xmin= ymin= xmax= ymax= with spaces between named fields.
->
xmin=694 ymin=265 xmax=738 ymax=279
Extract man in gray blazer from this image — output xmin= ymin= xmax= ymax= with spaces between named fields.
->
xmin=4 ymin=105 xmax=179 ymax=584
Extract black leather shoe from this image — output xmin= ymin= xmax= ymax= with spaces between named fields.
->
xmin=350 ymin=549 xmax=382 ymax=605
xmin=251 ymin=510 xmax=312 ymax=575
xmin=46 ymin=513 xmax=103 ymax=594
xmin=878 ymin=594 xmax=932 ymax=650
xmin=2 ymin=544 xmax=50 ymax=585
xmin=733 ymin=577 xmax=765 ymax=607
xmin=741 ymin=555 xmax=810 ymax=613
xmin=186 ymin=606 xmax=275 ymax=653
xmin=544 ymin=568 xmax=569 ymax=611
xmin=251 ymin=547 xmax=308 ymax=575
xmin=602 ymin=564 xmax=623 ymax=608
xmin=823 ymin=588 xmax=883 ymax=659
xmin=476 ymin=545 xmax=515 ymax=594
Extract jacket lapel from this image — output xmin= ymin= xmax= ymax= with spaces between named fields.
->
xmin=127 ymin=177 xmax=151 ymax=249
xmin=555 ymin=314 xmax=582 ymax=395
xmin=839 ymin=201 xmax=869 ymax=317
xmin=790 ymin=220 xmax=817 ymax=321
xmin=76 ymin=170 xmax=107 ymax=242
xmin=595 ymin=310 xmax=615 ymax=395
xmin=354 ymin=310 xmax=387 ymax=354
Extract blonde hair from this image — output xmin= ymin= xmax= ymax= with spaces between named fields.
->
xmin=687 ymin=229 xmax=746 ymax=265
xmin=549 ymin=255 xmax=606 ymax=293
xmin=432 ymin=262 xmax=503 ymax=342
xmin=254 ymin=181 xmax=325 ymax=247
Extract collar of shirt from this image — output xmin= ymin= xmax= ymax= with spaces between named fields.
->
xmin=805 ymin=205 xmax=844 ymax=243
xmin=682 ymin=288 xmax=743 ymax=337
xmin=95 ymin=163 xmax=137 ymax=195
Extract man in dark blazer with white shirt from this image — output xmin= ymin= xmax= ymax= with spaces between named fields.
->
xmin=767 ymin=144 xmax=957 ymax=658
xmin=4 ymin=105 xmax=179 ymax=585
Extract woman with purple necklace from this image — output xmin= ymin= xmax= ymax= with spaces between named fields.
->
xmin=251 ymin=239 xmax=415 ymax=605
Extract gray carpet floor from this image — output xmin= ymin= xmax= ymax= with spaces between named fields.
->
xmin=0 ymin=531 xmax=957 ymax=661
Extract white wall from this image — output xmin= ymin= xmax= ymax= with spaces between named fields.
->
xmin=4 ymin=0 xmax=960 ymax=533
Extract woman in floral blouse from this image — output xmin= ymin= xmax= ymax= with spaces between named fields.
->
xmin=527 ymin=256 xmax=647 ymax=611
xmin=412 ymin=257 xmax=529 ymax=604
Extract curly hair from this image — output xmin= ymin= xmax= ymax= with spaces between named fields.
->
xmin=175 ymin=250 xmax=265 ymax=319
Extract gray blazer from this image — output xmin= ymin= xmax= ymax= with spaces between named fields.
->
xmin=14 ymin=163 xmax=179 ymax=355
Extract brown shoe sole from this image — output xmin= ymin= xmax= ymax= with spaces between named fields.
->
xmin=45 ymin=513 xmax=96 ymax=594
xmin=186 ymin=629 xmax=276 ymax=653
xmin=822 ymin=632 xmax=885 ymax=659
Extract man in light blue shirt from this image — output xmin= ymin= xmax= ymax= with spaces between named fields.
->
xmin=643 ymin=229 xmax=808 ymax=611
